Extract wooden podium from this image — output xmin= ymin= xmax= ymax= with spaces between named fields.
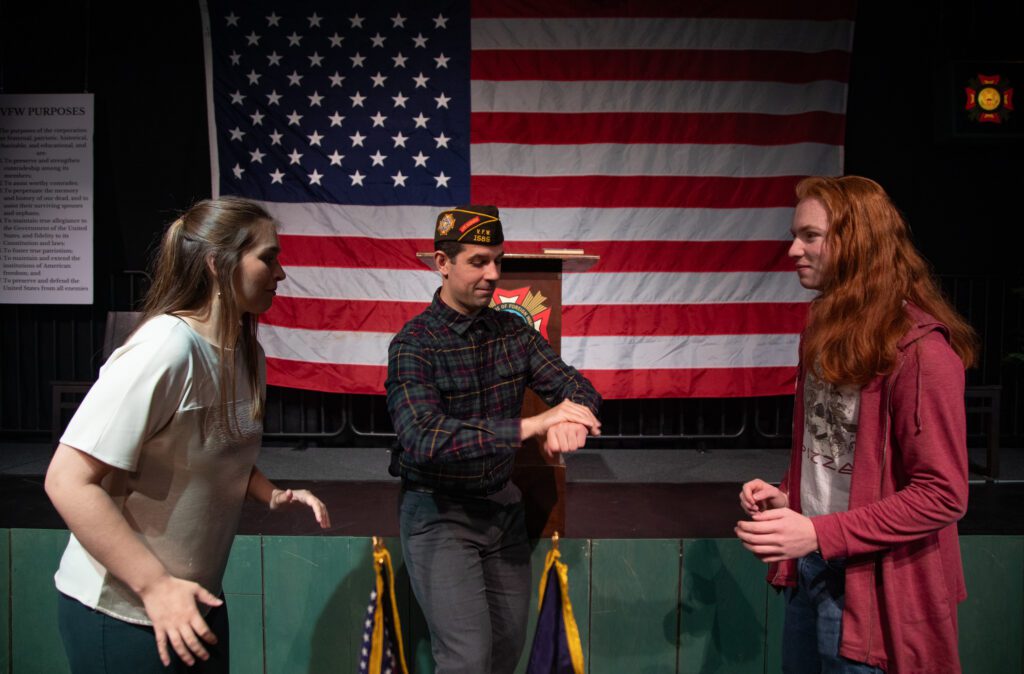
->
xmin=417 ymin=251 xmax=598 ymax=537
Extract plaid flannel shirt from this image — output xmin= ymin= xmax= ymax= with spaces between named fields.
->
xmin=385 ymin=290 xmax=601 ymax=492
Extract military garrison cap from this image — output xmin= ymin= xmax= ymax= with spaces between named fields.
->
xmin=434 ymin=205 xmax=504 ymax=247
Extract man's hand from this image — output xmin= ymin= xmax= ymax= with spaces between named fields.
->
xmin=734 ymin=508 xmax=818 ymax=563
xmin=269 ymin=488 xmax=331 ymax=529
xmin=738 ymin=478 xmax=788 ymax=516
xmin=521 ymin=399 xmax=601 ymax=441
xmin=542 ymin=421 xmax=589 ymax=457
xmin=138 ymin=575 xmax=222 ymax=667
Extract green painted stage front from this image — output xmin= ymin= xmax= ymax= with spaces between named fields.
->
xmin=2 ymin=530 xmax=1020 ymax=673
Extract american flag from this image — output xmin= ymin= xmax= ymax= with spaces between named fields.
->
xmin=356 ymin=542 xmax=408 ymax=674
xmin=201 ymin=0 xmax=854 ymax=398
xmin=357 ymin=589 xmax=399 ymax=674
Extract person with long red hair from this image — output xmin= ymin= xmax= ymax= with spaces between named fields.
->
xmin=736 ymin=176 xmax=977 ymax=673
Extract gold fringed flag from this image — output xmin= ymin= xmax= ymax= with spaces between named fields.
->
xmin=358 ymin=538 xmax=409 ymax=674
xmin=525 ymin=534 xmax=585 ymax=674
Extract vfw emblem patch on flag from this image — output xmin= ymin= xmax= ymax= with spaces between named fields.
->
xmin=490 ymin=287 xmax=551 ymax=340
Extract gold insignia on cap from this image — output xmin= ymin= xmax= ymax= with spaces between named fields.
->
xmin=437 ymin=212 xmax=456 ymax=236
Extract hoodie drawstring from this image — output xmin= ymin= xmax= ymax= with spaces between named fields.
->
xmin=914 ymin=343 xmax=923 ymax=433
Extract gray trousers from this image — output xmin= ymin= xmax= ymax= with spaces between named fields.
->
xmin=399 ymin=483 xmax=532 ymax=674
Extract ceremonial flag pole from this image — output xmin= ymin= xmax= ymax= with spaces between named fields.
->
xmin=358 ymin=537 xmax=409 ymax=674
xmin=526 ymin=532 xmax=585 ymax=674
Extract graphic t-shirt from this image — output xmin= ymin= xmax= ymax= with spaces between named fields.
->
xmin=799 ymin=368 xmax=861 ymax=517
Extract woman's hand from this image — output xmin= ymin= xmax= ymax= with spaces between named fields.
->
xmin=738 ymin=478 xmax=788 ymax=516
xmin=735 ymin=508 xmax=819 ymax=563
xmin=270 ymin=488 xmax=331 ymax=529
xmin=138 ymin=575 xmax=222 ymax=666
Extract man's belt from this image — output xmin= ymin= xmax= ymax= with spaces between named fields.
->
xmin=401 ymin=479 xmax=509 ymax=498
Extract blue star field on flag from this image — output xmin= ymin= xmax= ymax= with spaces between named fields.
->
xmin=207 ymin=1 xmax=470 ymax=206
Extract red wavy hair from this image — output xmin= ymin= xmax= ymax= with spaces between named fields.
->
xmin=797 ymin=176 xmax=977 ymax=386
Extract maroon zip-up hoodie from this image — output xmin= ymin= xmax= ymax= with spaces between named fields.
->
xmin=769 ymin=303 xmax=969 ymax=673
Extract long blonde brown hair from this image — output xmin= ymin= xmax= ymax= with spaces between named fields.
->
xmin=797 ymin=176 xmax=978 ymax=386
xmin=142 ymin=196 xmax=273 ymax=425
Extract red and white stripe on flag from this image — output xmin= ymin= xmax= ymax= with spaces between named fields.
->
xmin=252 ymin=1 xmax=854 ymax=398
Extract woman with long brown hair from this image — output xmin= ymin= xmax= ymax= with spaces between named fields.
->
xmin=45 ymin=196 xmax=330 ymax=673
xmin=736 ymin=176 xmax=976 ymax=673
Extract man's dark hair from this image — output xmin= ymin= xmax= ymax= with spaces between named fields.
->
xmin=436 ymin=240 xmax=465 ymax=262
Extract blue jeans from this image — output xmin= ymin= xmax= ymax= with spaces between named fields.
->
xmin=58 ymin=591 xmax=230 ymax=674
xmin=782 ymin=553 xmax=885 ymax=674
xmin=400 ymin=483 xmax=531 ymax=674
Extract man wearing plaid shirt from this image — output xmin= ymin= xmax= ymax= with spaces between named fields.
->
xmin=385 ymin=205 xmax=602 ymax=674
